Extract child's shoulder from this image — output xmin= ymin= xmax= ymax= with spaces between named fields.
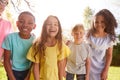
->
xmin=1 ymin=19 xmax=11 ymax=24
xmin=4 ymin=32 xmax=18 ymax=41
xmin=8 ymin=32 xmax=18 ymax=36
xmin=6 ymin=32 xmax=18 ymax=39
xmin=82 ymin=41 xmax=90 ymax=48
xmin=82 ymin=40 xmax=88 ymax=44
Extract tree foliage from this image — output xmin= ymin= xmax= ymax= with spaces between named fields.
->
xmin=83 ymin=6 xmax=94 ymax=29
xmin=9 ymin=0 xmax=35 ymax=12
xmin=4 ymin=0 xmax=35 ymax=31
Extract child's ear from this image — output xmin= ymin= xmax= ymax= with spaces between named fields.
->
xmin=16 ymin=21 xmax=19 ymax=27
xmin=33 ymin=24 xmax=36 ymax=29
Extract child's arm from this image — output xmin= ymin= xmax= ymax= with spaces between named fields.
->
xmin=24 ymin=63 xmax=33 ymax=80
xmin=101 ymin=47 xmax=113 ymax=80
xmin=58 ymin=58 xmax=67 ymax=80
xmin=4 ymin=49 xmax=16 ymax=80
xmin=62 ymin=58 xmax=67 ymax=78
xmin=33 ymin=63 xmax=40 ymax=80
xmin=24 ymin=71 xmax=31 ymax=80
xmin=85 ymin=57 xmax=90 ymax=80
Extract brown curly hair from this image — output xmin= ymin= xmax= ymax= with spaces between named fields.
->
xmin=87 ymin=9 xmax=117 ymax=41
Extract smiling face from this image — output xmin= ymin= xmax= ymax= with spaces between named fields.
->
xmin=73 ymin=30 xmax=84 ymax=42
xmin=46 ymin=16 xmax=59 ymax=38
xmin=17 ymin=12 xmax=36 ymax=38
xmin=72 ymin=24 xmax=85 ymax=44
xmin=0 ymin=0 xmax=8 ymax=15
xmin=93 ymin=15 xmax=106 ymax=32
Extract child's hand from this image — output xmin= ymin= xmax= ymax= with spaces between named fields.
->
xmin=101 ymin=69 xmax=108 ymax=80
xmin=66 ymin=40 xmax=71 ymax=45
xmin=62 ymin=76 xmax=66 ymax=80
xmin=24 ymin=72 xmax=30 ymax=80
xmin=63 ymin=71 xmax=66 ymax=78
xmin=85 ymin=74 xmax=89 ymax=80
xmin=24 ymin=76 xmax=29 ymax=80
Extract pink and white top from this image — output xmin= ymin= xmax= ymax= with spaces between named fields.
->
xmin=0 ymin=18 xmax=12 ymax=57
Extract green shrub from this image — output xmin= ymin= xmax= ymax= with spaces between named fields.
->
xmin=111 ymin=35 xmax=120 ymax=66
xmin=119 ymin=35 xmax=120 ymax=40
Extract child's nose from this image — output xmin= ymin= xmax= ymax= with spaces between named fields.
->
xmin=98 ymin=22 xmax=102 ymax=26
xmin=22 ymin=23 xmax=28 ymax=27
xmin=51 ymin=24 xmax=55 ymax=27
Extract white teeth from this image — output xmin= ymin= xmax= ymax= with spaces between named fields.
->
xmin=50 ymin=30 xmax=55 ymax=32
xmin=49 ymin=30 xmax=55 ymax=32
xmin=23 ymin=29 xmax=28 ymax=31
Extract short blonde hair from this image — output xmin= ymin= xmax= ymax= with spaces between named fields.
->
xmin=72 ymin=24 xmax=85 ymax=33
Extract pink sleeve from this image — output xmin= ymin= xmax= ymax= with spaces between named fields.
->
xmin=0 ymin=19 xmax=12 ymax=57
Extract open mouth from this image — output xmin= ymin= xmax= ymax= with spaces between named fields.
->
xmin=23 ymin=28 xmax=28 ymax=32
xmin=49 ymin=29 xmax=56 ymax=33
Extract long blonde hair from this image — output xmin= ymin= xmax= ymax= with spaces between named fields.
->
xmin=33 ymin=15 xmax=62 ymax=61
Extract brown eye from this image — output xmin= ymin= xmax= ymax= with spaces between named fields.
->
xmin=28 ymin=22 xmax=33 ymax=24
xmin=19 ymin=20 xmax=24 ymax=24
xmin=95 ymin=21 xmax=98 ymax=24
xmin=54 ymin=23 xmax=58 ymax=26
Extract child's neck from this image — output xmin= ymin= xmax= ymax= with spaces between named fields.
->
xmin=94 ymin=31 xmax=107 ymax=37
xmin=19 ymin=32 xmax=31 ymax=39
xmin=46 ymin=38 xmax=57 ymax=47
xmin=74 ymin=40 xmax=83 ymax=45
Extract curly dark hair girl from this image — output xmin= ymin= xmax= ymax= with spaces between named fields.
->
xmin=87 ymin=9 xmax=117 ymax=41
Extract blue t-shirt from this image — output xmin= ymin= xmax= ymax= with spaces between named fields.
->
xmin=2 ymin=32 xmax=35 ymax=71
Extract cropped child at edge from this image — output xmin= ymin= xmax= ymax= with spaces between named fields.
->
xmin=86 ymin=9 xmax=117 ymax=80
xmin=0 ymin=0 xmax=12 ymax=65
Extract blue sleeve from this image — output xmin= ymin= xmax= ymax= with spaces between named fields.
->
xmin=2 ymin=35 xmax=12 ymax=51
